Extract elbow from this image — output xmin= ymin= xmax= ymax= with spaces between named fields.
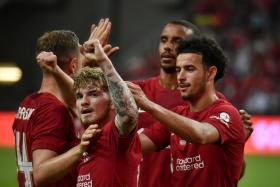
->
xmin=32 ymin=167 xmax=52 ymax=187
xmin=33 ymin=174 xmax=46 ymax=187
xmin=118 ymin=114 xmax=138 ymax=135
xmin=190 ymin=136 xmax=207 ymax=145
xmin=190 ymin=130 xmax=212 ymax=145
xmin=121 ymin=107 xmax=139 ymax=124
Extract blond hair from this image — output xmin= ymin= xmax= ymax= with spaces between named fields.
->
xmin=73 ymin=67 xmax=108 ymax=92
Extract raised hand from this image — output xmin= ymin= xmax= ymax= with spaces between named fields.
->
xmin=88 ymin=18 xmax=111 ymax=46
xmin=81 ymin=18 xmax=119 ymax=67
xmin=83 ymin=39 xmax=109 ymax=65
xmin=36 ymin=51 xmax=58 ymax=73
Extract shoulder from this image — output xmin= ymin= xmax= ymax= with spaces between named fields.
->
xmin=207 ymin=99 xmax=242 ymax=128
xmin=131 ymin=76 xmax=159 ymax=87
xmin=211 ymin=99 xmax=239 ymax=115
xmin=29 ymin=93 xmax=71 ymax=119
xmin=38 ymin=93 xmax=67 ymax=111
xmin=172 ymin=105 xmax=190 ymax=114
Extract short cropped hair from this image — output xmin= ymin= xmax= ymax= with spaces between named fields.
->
xmin=36 ymin=30 xmax=79 ymax=69
xmin=176 ymin=36 xmax=228 ymax=82
xmin=168 ymin=20 xmax=202 ymax=36
xmin=73 ymin=66 xmax=108 ymax=92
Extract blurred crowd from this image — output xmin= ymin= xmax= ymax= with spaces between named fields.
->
xmin=124 ymin=0 xmax=280 ymax=114
xmin=192 ymin=0 xmax=280 ymax=114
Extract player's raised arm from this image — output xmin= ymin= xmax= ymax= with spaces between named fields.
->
xmin=83 ymin=39 xmax=138 ymax=135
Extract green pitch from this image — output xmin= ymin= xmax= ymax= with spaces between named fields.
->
xmin=239 ymin=155 xmax=280 ymax=187
xmin=0 ymin=148 xmax=17 ymax=187
xmin=0 ymin=148 xmax=279 ymax=187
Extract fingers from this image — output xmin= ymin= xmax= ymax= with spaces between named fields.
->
xmin=88 ymin=19 xmax=104 ymax=40
xmin=107 ymin=47 xmax=119 ymax=57
xmin=36 ymin=51 xmax=55 ymax=60
xmin=239 ymin=109 xmax=251 ymax=119
xmin=125 ymin=81 xmax=135 ymax=87
xmin=100 ymin=21 xmax=111 ymax=45
xmin=36 ymin=51 xmax=57 ymax=71
xmin=80 ymin=124 xmax=102 ymax=152
xmin=95 ymin=18 xmax=110 ymax=44
xmin=87 ymin=124 xmax=99 ymax=129
xmin=88 ymin=18 xmax=111 ymax=46
xmin=240 ymin=109 xmax=254 ymax=141
xmin=84 ymin=53 xmax=99 ymax=62
xmin=83 ymin=41 xmax=95 ymax=53
xmin=81 ymin=124 xmax=102 ymax=142
xmin=103 ymin=44 xmax=119 ymax=57
xmin=244 ymin=126 xmax=254 ymax=141
xmin=125 ymin=81 xmax=141 ymax=91
xmin=83 ymin=39 xmax=109 ymax=65
xmin=239 ymin=109 xmax=253 ymax=126
xmin=90 ymin=24 xmax=97 ymax=35
xmin=83 ymin=39 xmax=100 ymax=54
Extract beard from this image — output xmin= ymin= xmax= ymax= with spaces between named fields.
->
xmin=161 ymin=64 xmax=176 ymax=74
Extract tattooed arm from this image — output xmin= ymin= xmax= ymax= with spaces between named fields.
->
xmin=84 ymin=39 xmax=138 ymax=135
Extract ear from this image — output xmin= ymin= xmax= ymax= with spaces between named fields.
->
xmin=68 ymin=58 xmax=78 ymax=75
xmin=110 ymin=100 xmax=115 ymax=110
xmin=110 ymin=102 xmax=115 ymax=110
xmin=107 ymin=94 xmax=115 ymax=110
xmin=207 ymin=66 xmax=217 ymax=82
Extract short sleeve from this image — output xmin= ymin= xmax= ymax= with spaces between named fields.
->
xmin=31 ymin=104 xmax=75 ymax=153
xmin=143 ymin=122 xmax=171 ymax=150
xmin=203 ymin=104 xmax=245 ymax=144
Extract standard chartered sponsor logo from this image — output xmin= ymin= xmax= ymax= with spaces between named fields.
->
xmin=15 ymin=107 xmax=35 ymax=120
xmin=77 ymin=173 xmax=93 ymax=187
xmin=176 ymin=154 xmax=204 ymax=171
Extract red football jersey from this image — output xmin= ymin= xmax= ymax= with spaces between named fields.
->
xmin=144 ymin=99 xmax=245 ymax=187
xmin=133 ymin=76 xmax=187 ymax=187
xmin=12 ymin=93 xmax=77 ymax=187
xmin=76 ymin=120 xmax=142 ymax=187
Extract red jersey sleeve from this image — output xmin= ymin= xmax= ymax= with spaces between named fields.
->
xmin=203 ymin=103 xmax=245 ymax=144
xmin=143 ymin=122 xmax=170 ymax=150
xmin=31 ymin=103 xmax=75 ymax=153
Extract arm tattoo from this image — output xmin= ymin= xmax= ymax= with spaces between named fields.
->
xmin=107 ymin=78 xmax=137 ymax=118
xmin=105 ymin=70 xmax=138 ymax=134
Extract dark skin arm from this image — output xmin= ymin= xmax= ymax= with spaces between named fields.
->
xmin=239 ymin=109 xmax=254 ymax=179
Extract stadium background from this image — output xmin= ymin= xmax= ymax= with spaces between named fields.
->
xmin=0 ymin=0 xmax=279 ymax=186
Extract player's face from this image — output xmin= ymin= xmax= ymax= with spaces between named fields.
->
xmin=75 ymin=84 xmax=112 ymax=127
xmin=159 ymin=24 xmax=193 ymax=73
xmin=176 ymin=53 xmax=207 ymax=101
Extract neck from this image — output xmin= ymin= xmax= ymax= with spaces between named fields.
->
xmin=159 ymin=69 xmax=178 ymax=90
xmin=189 ymin=87 xmax=218 ymax=112
xmin=98 ymin=109 xmax=115 ymax=129
xmin=38 ymin=74 xmax=64 ymax=104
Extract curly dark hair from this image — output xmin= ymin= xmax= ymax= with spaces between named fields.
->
xmin=36 ymin=30 xmax=80 ymax=69
xmin=176 ymin=36 xmax=228 ymax=82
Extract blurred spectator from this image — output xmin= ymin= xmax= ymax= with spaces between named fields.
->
xmin=128 ymin=0 xmax=280 ymax=114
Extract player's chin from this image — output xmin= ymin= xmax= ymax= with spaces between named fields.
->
xmin=81 ymin=117 xmax=94 ymax=127
xmin=161 ymin=64 xmax=176 ymax=73
xmin=181 ymin=93 xmax=191 ymax=100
